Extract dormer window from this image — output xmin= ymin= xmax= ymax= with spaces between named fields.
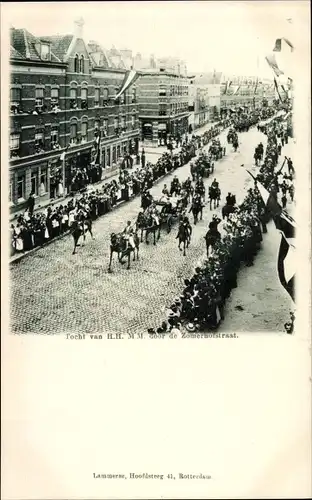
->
xmin=79 ymin=55 xmax=85 ymax=73
xmin=41 ymin=43 xmax=50 ymax=60
xmin=74 ymin=54 xmax=79 ymax=73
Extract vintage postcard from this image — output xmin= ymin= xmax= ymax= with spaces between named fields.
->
xmin=1 ymin=1 xmax=311 ymax=499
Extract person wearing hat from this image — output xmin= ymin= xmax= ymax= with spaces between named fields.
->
xmin=185 ymin=322 xmax=196 ymax=333
xmin=123 ymin=220 xmax=136 ymax=250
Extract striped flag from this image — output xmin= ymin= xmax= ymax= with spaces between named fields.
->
xmin=265 ymin=53 xmax=284 ymax=77
xmin=247 ymin=172 xmax=295 ymax=301
xmin=273 ymin=38 xmax=294 ymax=53
xmin=233 ymin=84 xmax=241 ymax=95
xmin=115 ymin=69 xmax=140 ymax=100
xmin=224 ymin=80 xmax=232 ymax=95
xmin=274 ymin=77 xmax=283 ymax=102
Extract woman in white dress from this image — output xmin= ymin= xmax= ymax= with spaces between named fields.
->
xmin=57 ymin=177 xmax=64 ymax=198
xmin=14 ymin=224 xmax=24 ymax=252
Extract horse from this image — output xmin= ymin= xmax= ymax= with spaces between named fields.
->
xmin=233 ymin=139 xmax=239 ymax=152
xmin=108 ymin=232 xmax=140 ymax=271
xmin=194 ymin=182 xmax=205 ymax=203
xmin=221 ymin=204 xmax=237 ymax=220
xmin=208 ymin=186 xmax=221 ymax=210
xmin=136 ymin=211 xmax=161 ymax=245
xmin=189 ymin=196 xmax=203 ymax=225
xmin=204 ymin=228 xmax=221 ymax=256
xmin=71 ymin=218 xmax=94 ymax=255
xmin=176 ymin=222 xmax=192 ymax=256
xmin=181 ymin=180 xmax=194 ymax=203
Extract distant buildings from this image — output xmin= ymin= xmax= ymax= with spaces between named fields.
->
xmin=188 ymin=72 xmax=222 ymax=131
xmin=220 ymin=74 xmax=275 ymax=115
xmin=133 ymin=55 xmax=190 ymax=146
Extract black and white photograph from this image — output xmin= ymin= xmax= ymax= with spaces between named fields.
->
xmin=6 ymin=1 xmax=301 ymax=336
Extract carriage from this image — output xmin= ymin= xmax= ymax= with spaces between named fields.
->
xmin=154 ymin=196 xmax=185 ymax=233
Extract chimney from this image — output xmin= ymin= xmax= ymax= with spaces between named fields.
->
xmin=74 ymin=17 xmax=85 ymax=39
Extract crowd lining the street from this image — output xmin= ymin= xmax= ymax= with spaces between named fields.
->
xmin=10 ymin=123 xmax=226 ymax=256
xmin=151 ymin=109 xmax=294 ymax=334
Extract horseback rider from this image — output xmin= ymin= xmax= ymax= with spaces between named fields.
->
xmin=211 ymin=178 xmax=219 ymax=189
xmin=150 ymin=205 xmax=160 ymax=226
xmin=170 ymin=175 xmax=180 ymax=196
xmin=162 ymin=184 xmax=170 ymax=197
xmin=208 ymin=214 xmax=221 ymax=230
xmin=123 ymin=220 xmax=136 ymax=250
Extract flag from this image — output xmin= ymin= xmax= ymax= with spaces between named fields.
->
xmin=224 ymin=79 xmax=232 ymax=95
xmin=115 ymin=69 xmax=139 ymax=100
xmin=254 ymin=77 xmax=259 ymax=95
xmin=274 ymin=77 xmax=283 ymax=102
xmin=265 ymin=54 xmax=284 ymax=77
xmin=273 ymin=38 xmax=294 ymax=53
xmin=275 ymin=211 xmax=296 ymax=302
xmin=233 ymin=84 xmax=241 ymax=95
xmin=246 ymin=172 xmax=295 ymax=301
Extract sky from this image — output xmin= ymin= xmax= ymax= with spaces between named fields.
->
xmin=3 ymin=1 xmax=308 ymax=77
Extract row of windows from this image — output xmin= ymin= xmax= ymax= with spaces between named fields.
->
xmin=10 ymin=169 xmax=49 ymax=202
xmin=10 ymin=115 xmax=137 ymax=158
xmin=159 ymin=101 xmax=189 ymax=115
xmin=158 ymin=85 xmax=188 ymax=97
xmin=10 ymin=86 xmax=137 ymax=114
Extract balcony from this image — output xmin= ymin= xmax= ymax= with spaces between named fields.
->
xmin=10 ymin=102 xmax=23 ymax=115
xmin=70 ymin=99 xmax=78 ymax=110
xmin=10 ymin=148 xmax=20 ymax=159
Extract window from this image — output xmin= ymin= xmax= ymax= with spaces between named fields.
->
xmin=35 ymin=88 xmax=44 ymax=109
xmin=10 ymin=133 xmax=20 ymax=150
xmin=131 ymin=114 xmax=135 ymax=128
xmin=9 ymin=179 xmax=13 ymax=203
xmin=40 ymin=168 xmax=48 ymax=195
xmin=41 ymin=43 xmax=50 ymax=60
xmin=120 ymin=93 xmax=125 ymax=105
xmin=120 ymin=116 xmax=126 ymax=130
xmin=131 ymin=87 xmax=136 ymax=103
xmin=159 ymin=104 xmax=167 ymax=116
xmin=51 ymin=127 xmax=58 ymax=147
xmin=17 ymin=173 xmax=25 ymax=200
xmin=10 ymin=88 xmax=21 ymax=113
xmin=35 ymin=132 xmax=44 ymax=153
xmin=35 ymin=132 xmax=44 ymax=146
xmin=159 ymin=85 xmax=166 ymax=97
xmin=114 ymin=117 xmax=119 ymax=135
xmin=70 ymin=123 xmax=77 ymax=144
xmin=103 ymin=88 xmax=109 ymax=105
xmin=94 ymin=88 xmax=100 ymax=107
xmin=74 ymin=55 xmax=79 ymax=73
xmin=81 ymin=88 xmax=88 ymax=109
xmin=31 ymin=170 xmax=39 ymax=195
xmin=81 ymin=122 xmax=88 ymax=142
xmin=70 ymin=88 xmax=78 ymax=109
xmin=51 ymin=88 xmax=59 ymax=107
xmin=79 ymin=55 xmax=85 ymax=73
xmin=94 ymin=120 xmax=100 ymax=131
xmin=103 ymin=119 xmax=108 ymax=136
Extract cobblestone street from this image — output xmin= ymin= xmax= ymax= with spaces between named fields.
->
xmin=10 ymin=126 xmax=294 ymax=335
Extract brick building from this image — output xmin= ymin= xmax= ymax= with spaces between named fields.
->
xmin=9 ymin=19 xmax=140 ymax=214
xmin=134 ymin=56 xmax=189 ymax=146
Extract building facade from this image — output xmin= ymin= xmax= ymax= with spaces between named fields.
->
xmin=9 ymin=19 xmax=140 ymax=214
xmin=188 ymin=72 xmax=222 ymax=130
xmin=220 ymin=74 xmax=275 ymax=115
xmin=135 ymin=57 xmax=189 ymax=146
